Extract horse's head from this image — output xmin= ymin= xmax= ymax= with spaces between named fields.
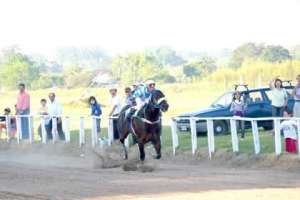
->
xmin=149 ymin=90 xmax=169 ymax=112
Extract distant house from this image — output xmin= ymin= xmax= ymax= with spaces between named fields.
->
xmin=90 ymin=70 xmax=118 ymax=87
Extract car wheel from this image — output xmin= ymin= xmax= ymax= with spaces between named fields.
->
xmin=263 ymin=125 xmax=273 ymax=131
xmin=214 ymin=120 xmax=228 ymax=135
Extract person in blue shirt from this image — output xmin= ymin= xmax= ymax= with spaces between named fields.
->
xmin=89 ymin=96 xmax=102 ymax=136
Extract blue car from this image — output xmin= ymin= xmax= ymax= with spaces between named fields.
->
xmin=176 ymin=84 xmax=295 ymax=135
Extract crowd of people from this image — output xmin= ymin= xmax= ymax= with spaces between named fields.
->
xmin=0 ymin=80 xmax=157 ymax=142
xmin=230 ymin=74 xmax=300 ymax=153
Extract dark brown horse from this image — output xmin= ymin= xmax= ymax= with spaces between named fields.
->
xmin=117 ymin=90 xmax=169 ymax=161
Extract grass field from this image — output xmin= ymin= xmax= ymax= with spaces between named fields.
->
xmin=0 ymin=82 xmax=286 ymax=155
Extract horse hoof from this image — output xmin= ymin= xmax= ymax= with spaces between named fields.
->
xmin=154 ymin=155 xmax=161 ymax=159
xmin=123 ymin=155 xmax=128 ymax=160
xmin=140 ymin=157 xmax=145 ymax=162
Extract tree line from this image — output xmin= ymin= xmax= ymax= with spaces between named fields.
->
xmin=0 ymin=43 xmax=299 ymax=90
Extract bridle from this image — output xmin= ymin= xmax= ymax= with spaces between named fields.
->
xmin=150 ymin=93 xmax=167 ymax=109
xmin=132 ymin=95 xmax=166 ymax=125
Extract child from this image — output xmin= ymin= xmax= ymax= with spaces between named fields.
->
xmin=38 ymin=99 xmax=49 ymax=140
xmin=230 ymin=91 xmax=247 ymax=139
xmin=280 ymin=110 xmax=298 ymax=154
xmin=89 ymin=96 xmax=102 ymax=137
xmin=0 ymin=108 xmax=17 ymax=139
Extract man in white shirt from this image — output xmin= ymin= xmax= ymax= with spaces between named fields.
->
xmin=108 ymin=88 xmax=121 ymax=117
xmin=46 ymin=92 xmax=65 ymax=140
xmin=108 ymin=87 xmax=121 ymax=140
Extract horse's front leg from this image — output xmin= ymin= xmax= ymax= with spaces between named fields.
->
xmin=120 ymin=133 xmax=129 ymax=160
xmin=152 ymin=137 xmax=161 ymax=159
xmin=138 ymin=142 xmax=145 ymax=161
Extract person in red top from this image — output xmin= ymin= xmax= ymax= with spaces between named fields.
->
xmin=16 ymin=83 xmax=30 ymax=139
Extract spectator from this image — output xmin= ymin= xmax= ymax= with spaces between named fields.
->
xmin=292 ymin=74 xmax=300 ymax=117
xmin=230 ymin=91 xmax=247 ymax=139
xmin=280 ymin=110 xmax=298 ymax=153
xmin=0 ymin=108 xmax=17 ymax=139
xmin=124 ymin=87 xmax=136 ymax=107
xmin=89 ymin=96 xmax=102 ymax=138
xmin=47 ymin=93 xmax=65 ymax=140
xmin=269 ymin=78 xmax=288 ymax=117
xmin=16 ymin=83 xmax=30 ymax=139
xmin=38 ymin=99 xmax=50 ymax=140
xmin=108 ymin=87 xmax=121 ymax=140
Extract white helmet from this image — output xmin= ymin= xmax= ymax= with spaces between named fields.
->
xmin=146 ymin=80 xmax=155 ymax=86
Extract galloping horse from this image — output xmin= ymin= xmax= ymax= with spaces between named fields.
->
xmin=117 ymin=90 xmax=169 ymax=161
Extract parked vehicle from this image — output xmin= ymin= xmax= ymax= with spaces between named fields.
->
xmin=175 ymin=83 xmax=295 ymax=135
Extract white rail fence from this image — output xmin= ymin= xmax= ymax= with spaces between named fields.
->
xmin=1 ymin=115 xmax=299 ymax=158
xmin=170 ymin=117 xmax=300 ymax=158
xmin=0 ymin=115 xmax=129 ymax=148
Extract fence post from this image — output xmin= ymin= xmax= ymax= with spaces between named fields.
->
xmin=41 ymin=116 xmax=47 ymax=144
xmin=91 ymin=117 xmax=97 ymax=147
xmin=52 ymin=118 xmax=58 ymax=143
xmin=207 ymin=119 xmax=215 ymax=159
xmin=5 ymin=116 xmax=11 ymax=142
xmin=108 ymin=118 xmax=114 ymax=146
xmin=251 ymin=120 xmax=260 ymax=154
xmin=190 ymin=118 xmax=197 ymax=155
xmin=170 ymin=118 xmax=179 ymax=155
xmin=230 ymin=119 xmax=239 ymax=152
xmin=297 ymin=120 xmax=300 ymax=158
xmin=16 ymin=116 xmax=21 ymax=144
xmin=28 ymin=116 xmax=33 ymax=144
xmin=274 ymin=118 xmax=282 ymax=156
xmin=79 ymin=117 xmax=85 ymax=147
xmin=64 ymin=117 xmax=71 ymax=143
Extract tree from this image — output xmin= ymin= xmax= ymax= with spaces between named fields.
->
xmin=111 ymin=52 xmax=161 ymax=84
xmin=56 ymin=46 xmax=111 ymax=69
xmin=260 ymin=45 xmax=291 ymax=62
xmin=183 ymin=65 xmax=201 ymax=80
xmin=63 ymin=66 xmax=95 ymax=88
xmin=290 ymin=45 xmax=300 ymax=60
xmin=0 ymin=47 xmax=40 ymax=89
xmin=229 ymin=43 xmax=264 ymax=68
xmin=146 ymin=47 xmax=186 ymax=67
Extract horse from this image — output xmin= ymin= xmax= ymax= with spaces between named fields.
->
xmin=117 ymin=89 xmax=169 ymax=161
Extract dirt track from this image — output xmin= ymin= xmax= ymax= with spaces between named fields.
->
xmin=0 ymin=143 xmax=300 ymax=200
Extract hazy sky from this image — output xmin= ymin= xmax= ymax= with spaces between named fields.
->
xmin=0 ymin=0 xmax=299 ymax=58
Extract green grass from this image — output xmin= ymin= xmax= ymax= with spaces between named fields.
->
xmin=0 ymin=124 xmax=285 ymax=156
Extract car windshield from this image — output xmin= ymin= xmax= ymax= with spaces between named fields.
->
xmin=211 ymin=92 xmax=233 ymax=107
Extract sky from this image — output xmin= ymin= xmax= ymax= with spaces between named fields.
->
xmin=0 ymin=0 xmax=300 ymax=58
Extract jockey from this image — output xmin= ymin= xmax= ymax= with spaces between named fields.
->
xmin=126 ymin=80 xmax=156 ymax=130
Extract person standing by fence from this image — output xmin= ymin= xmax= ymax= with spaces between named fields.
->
xmin=108 ymin=87 xmax=121 ymax=140
xmin=47 ymin=93 xmax=65 ymax=140
xmin=89 ymin=96 xmax=102 ymax=139
xmin=230 ymin=91 xmax=247 ymax=139
xmin=16 ymin=83 xmax=30 ymax=139
xmin=38 ymin=99 xmax=50 ymax=140
xmin=292 ymin=74 xmax=300 ymax=117
xmin=269 ymin=78 xmax=288 ymax=117
xmin=280 ymin=110 xmax=298 ymax=153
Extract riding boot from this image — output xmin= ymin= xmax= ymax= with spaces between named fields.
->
xmin=127 ymin=108 xmax=136 ymax=131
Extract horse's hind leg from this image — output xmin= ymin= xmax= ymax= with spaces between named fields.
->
xmin=120 ymin=131 xmax=129 ymax=160
xmin=138 ymin=143 xmax=145 ymax=161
